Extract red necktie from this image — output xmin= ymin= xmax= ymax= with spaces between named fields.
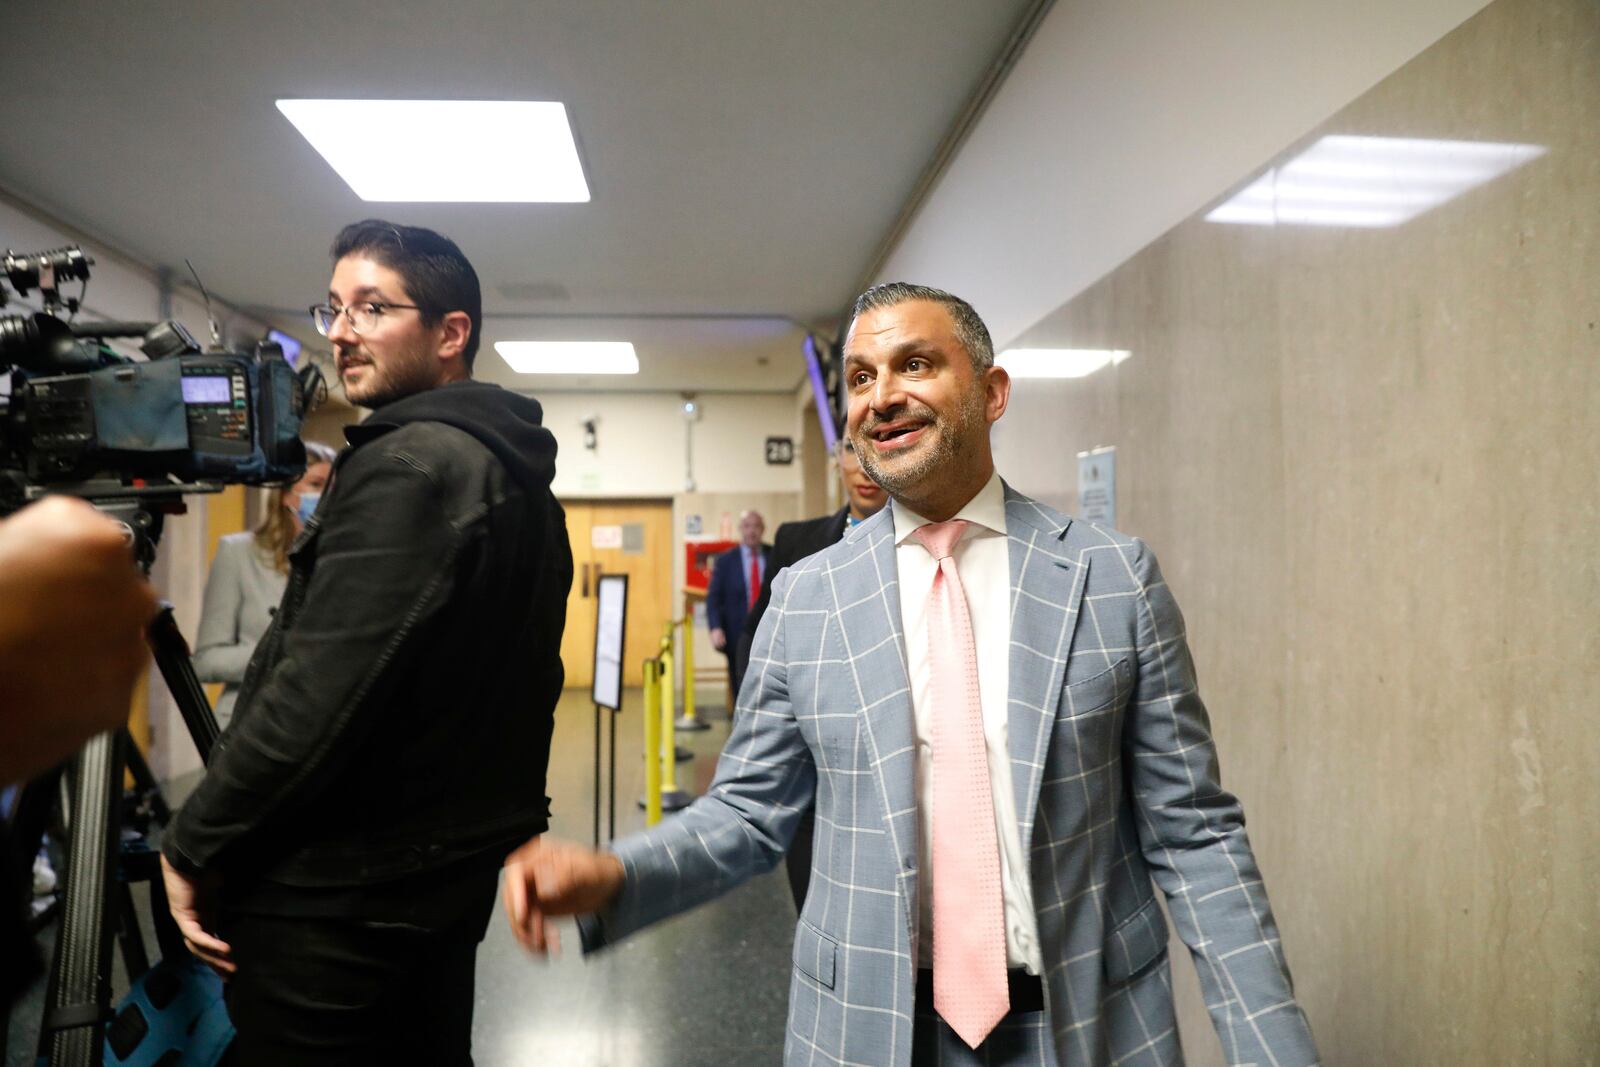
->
xmin=748 ymin=551 xmax=761 ymax=609
xmin=913 ymin=519 xmax=1008 ymax=1049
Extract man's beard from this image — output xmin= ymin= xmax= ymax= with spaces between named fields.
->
xmin=339 ymin=344 xmax=436 ymax=409
xmin=852 ymin=388 xmax=986 ymax=500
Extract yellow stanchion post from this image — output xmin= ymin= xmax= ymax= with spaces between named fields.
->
xmin=642 ymin=658 xmax=662 ymax=826
xmin=674 ymin=612 xmax=708 ymax=731
xmin=682 ymin=618 xmax=697 ymax=721
xmin=662 ymin=646 xmax=676 ymax=748
xmin=659 ymin=636 xmax=692 ymax=812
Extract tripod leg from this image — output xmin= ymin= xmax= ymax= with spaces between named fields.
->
xmin=147 ymin=605 xmax=221 ymax=765
xmin=113 ymin=880 xmax=150 ymax=981
xmin=143 ymin=861 xmax=185 ymax=962
xmin=38 ymin=730 xmax=125 ymax=1067
xmin=121 ymin=740 xmax=171 ymax=825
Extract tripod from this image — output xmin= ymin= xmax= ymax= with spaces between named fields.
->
xmin=4 ymin=493 xmax=223 ymax=1067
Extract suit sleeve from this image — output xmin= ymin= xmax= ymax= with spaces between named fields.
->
xmin=580 ymin=565 xmax=815 ymax=949
xmin=704 ymin=553 xmax=729 ymax=632
xmin=1124 ymin=539 xmax=1319 ymax=1065
xmin=164 ymin=448 xmax=459 ymax=876
xmin=742 ymin=528 xmax=794 ymax=650
xmin=191 ymin=539 xmax=253 ymax=685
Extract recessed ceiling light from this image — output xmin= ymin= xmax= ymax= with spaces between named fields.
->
xmin=495 ymin=341 xmax=638 ymax=374
xmin=276 ymin=99 xmax=590 ymax=202
xmin=1207 ymin=135 xmax=1545 ymax=228
xmin=998 ymin=348 xmax=1131 ymax=379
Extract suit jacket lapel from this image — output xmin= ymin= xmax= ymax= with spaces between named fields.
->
xmin=1002 ymin=486 xmax=1088 ymax=853
xmin=831 ymin=509 xmax=920 ymax=909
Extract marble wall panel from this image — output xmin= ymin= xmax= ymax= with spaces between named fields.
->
xmin=996 ymin=0 xmax=1598 ymax=1061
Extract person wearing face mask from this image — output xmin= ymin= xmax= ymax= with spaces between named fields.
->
xmin=193 ymin=441 xmax=337 ymax=728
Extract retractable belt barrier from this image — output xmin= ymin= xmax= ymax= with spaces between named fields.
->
xmin=639 ymin=616 xmax=700 ymax=822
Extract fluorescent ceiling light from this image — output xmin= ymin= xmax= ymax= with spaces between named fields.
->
xmin=276 ymin=100 xmax=589 ymax=202
xmin=997 ymin=348 xmax=1131 ymax=379
xmin=1207 ymin=135 xmax=1545 ymax=229
xmin=495 ymin=341 xmax=638 ymax=374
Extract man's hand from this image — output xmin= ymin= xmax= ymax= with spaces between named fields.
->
xmin=159 ymin=855 xmax=234 ymax=978
xmin=502 ymin=835 xmax=625 ymax=956
xmin=710 ymin=626 xmax=727 ymax=652
xmin=0 ymin=497 xmax=161 ymax=785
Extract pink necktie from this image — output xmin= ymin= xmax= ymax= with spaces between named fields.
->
xmin=912 ymin=519 xmax=1009 ymax=1048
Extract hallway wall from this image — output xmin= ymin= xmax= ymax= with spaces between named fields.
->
xmin=879 ymin=0 xmax=1494 ymax=348
xmin=892 ymin=0 xmax=1598 ymax=1062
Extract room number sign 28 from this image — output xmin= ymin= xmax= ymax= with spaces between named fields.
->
xmin=765 ymin=437 xmax=795 ymax=465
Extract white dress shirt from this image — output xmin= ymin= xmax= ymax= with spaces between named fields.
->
xmin=893 ymin=471 xmax=1044 ymax=975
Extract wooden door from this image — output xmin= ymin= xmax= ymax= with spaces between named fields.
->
xmin=558 ymin=503 xmax=597 ymax=689
xmin=560 ymin=499 xmax=673 ymax=689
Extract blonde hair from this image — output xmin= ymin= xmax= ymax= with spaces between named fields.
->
xmin=255 ymin=441 xmax=339 ymax=573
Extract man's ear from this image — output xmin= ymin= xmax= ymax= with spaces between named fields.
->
xmin=436 ymin=310 xmax=473 ymax=364
xmin=984 ymin=364 xmax=1011 ymax=425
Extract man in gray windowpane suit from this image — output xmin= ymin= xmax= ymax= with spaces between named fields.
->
xmin=505 ymin=284 xmax=1319 ymax=1067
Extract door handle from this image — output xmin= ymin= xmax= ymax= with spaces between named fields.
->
xmin=581 ymin=562 xmax=591 ymax=598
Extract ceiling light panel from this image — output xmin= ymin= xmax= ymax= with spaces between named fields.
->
xmin=276 ymin=100 xmax=589 ymax=202
xmin=495 ymin=342 xmax=638 ymax=374
xmin=997 ymin=349 xmax=1131 ymax=379
xmin=1207 ymin=135 xmax=1545 ymax=229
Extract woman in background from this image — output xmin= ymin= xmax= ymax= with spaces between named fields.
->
xmin=194 ymin=441 xmax=337 ymax=728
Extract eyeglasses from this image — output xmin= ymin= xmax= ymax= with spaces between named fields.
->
xmin=308 ymin=301 xmax=424 ymax=337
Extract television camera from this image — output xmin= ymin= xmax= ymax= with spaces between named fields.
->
xmin=0 ymin=244 xmax=323 ymax=560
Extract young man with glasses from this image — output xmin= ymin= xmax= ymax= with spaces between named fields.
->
xmin=160 ymin=219 xmax=573 ymax=1066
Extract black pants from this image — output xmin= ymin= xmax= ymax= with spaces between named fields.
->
xmin=911 ymin=970 xmax=1049 ymax=1065
xmin=785 ymin=809 xmax=816 ymax=911
xmin=725 ymin=650 xmax=746 ymax=713
xmin=221 ymin=908 xmax=485 ymax=1067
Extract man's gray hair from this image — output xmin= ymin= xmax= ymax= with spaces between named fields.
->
xmin=849 ymin=282 xmax=994 ymax=371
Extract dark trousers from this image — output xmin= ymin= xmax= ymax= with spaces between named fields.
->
xmin=910 ymin=1008 xmax=1052 ymax=1066
xmin=785 ymin=809 xmax=816 ymax=911
xmin=221 ymin=909 xmax=484 ymax=1067
xmin=911 ymin=970 xmax=1050 ymax=1066
xmin=725 ymin=650 xmax=746 ymax=714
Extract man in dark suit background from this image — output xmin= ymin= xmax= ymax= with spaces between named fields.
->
xmin=739 ymin=438 xmax=887 ymax=908
xmin=705 ymin=509 xmax=770 ymax=704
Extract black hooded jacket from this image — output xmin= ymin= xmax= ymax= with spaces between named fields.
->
xmin=164 ymin=381 xmax=572 ymax=895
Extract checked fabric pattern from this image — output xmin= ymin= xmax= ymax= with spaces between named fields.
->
xmin=589 ymin=484 xmax=1319 ymax=1067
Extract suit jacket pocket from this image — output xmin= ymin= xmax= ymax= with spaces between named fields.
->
xmin=1103 ymin=895 xmax=1168 ymax=986
xmin=793 ymin=918 xmax=837 ymax=990
xmin=1062 ymin=656 xmax=1132 ymax=719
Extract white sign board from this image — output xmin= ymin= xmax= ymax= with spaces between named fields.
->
xmin=592 ymin=574 xmax=629 ymax=711
xmin=1077 ymin=446 xmax=1116 ymax=528
xmin=590 ymin=524 xmax=623 ymax=550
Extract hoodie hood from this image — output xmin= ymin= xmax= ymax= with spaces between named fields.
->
xmin=346 ymin=380 xmax=557 ymax=495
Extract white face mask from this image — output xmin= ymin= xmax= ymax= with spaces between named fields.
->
xmin=294 ymin=491 xmax=321 ymax=523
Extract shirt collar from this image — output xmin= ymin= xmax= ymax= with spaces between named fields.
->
xmin=892 ymin=470 xmax=1007 ymax=546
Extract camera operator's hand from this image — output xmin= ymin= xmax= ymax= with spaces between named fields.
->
xmin=502 ymin=835 xmax=625 ymax=957
xmin=0 ymin=496 xmax=160 ymax=786
xmin=160 ymin=855 xmax=234 ymax=977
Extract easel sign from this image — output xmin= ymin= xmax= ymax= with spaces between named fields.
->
xmin=591 ymin=573 xmax=627 ymax=845
xmin=592 ymin=574 xmax=628 ymax=711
